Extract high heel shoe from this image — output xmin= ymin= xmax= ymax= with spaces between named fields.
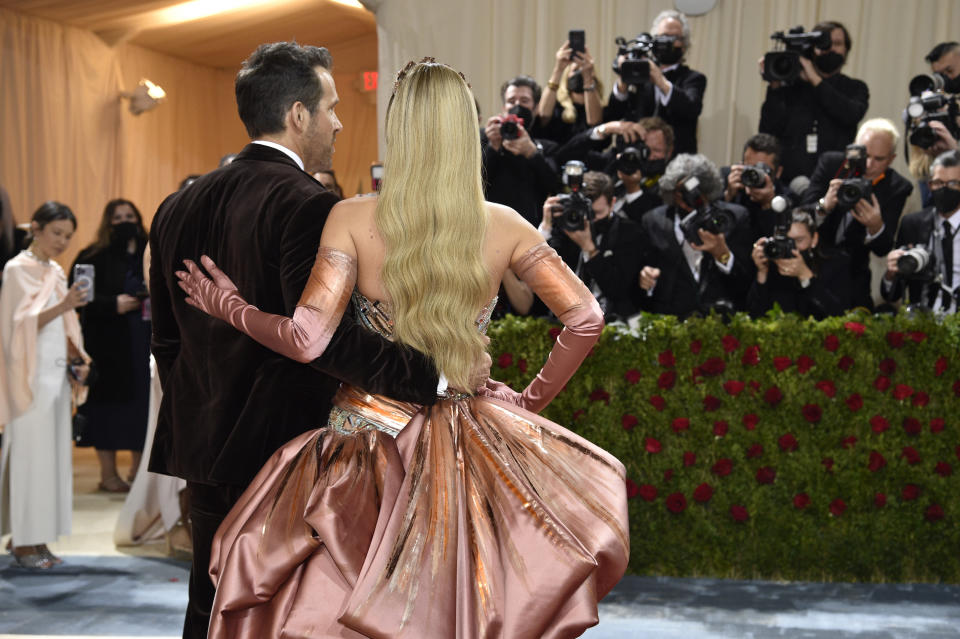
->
xmin=11 ymin=546 xmax=54 ymax=570
xmin=37 ymin=545 xmax=63 ymax=565
xmin=98 ymin=476 xmax=130 ymax=493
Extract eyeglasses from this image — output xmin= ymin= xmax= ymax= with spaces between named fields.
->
xmin=929 ymin=179 xmax=960 ymax=190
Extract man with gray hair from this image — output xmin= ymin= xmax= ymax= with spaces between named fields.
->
xmin=604 ymin=9 xmax=706 ymax=154
xmin=637 ymin=153 xmax=753 ymax=317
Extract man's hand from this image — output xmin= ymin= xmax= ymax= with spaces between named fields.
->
xmin=797 ymin=55 xmax=822 ymax=86
xmin=852 ymin=194 xmax=883 ymax=235
xmin=639 ymin=266 xmax=660 ymax=291
xmin=692 ymin=228 xmax=729 ymax=261
xmin=648 ymin=58 xmax=671 ymax=94
xmin=745 ymin=172 xmax=777 ymax=209
xmin=725 ymin=165 xmax=744 ymax=201
xmin=928 ymin=119 xmax=958 ymax=154
xmin=484 ymin=116 xmax=503 ymax=152
xmin=752 ymin=238 xmax=770 ymax=283
xmin=885 ymin=247 xmax=906 ymax=281
xmin=598 ymin=120 xmax=643 ymax=144
xmin=822 ymin=178 xmax=842 ymax=213
xmin=541 ymin=196 xmax=562 ymax=232
xmin=775 ymin=249 xmax=814 ymax=281
xmin=502 ymin=125 xmax=539 ymax=158
xmin=563 ymin=218 xmax=595 ymax=253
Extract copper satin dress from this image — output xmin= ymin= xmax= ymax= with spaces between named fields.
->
xmin=194 ymin=243 xmax=630 ymax=639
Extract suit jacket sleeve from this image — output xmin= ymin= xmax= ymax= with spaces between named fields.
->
xmin=580 ymin=219 xmax=644 ymax=314
xmin=816 ymin=77 xmax=869 ymax=128
xmin=149 ymin=222 xmax=179 ymax=384
xmin=759 ymin=86 xmax=787 ymax=138
xmin=663 ymin=70 xmax=706 ymax=120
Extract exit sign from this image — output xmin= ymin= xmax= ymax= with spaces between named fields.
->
xmin=363 ymin=71 xmax=378 ymax=91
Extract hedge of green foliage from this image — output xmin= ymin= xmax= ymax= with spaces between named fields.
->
xmin=487 ymin=310 xmax=960 ymax=583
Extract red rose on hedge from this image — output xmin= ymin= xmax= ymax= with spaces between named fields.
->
xmin=823 ymin=334 xmax=840 ymax=351
xmin=699 ymin=357 xmax=725 ymax=376
xmin=844 ymin=321 xmax=865 ymax=336
xmin=930 ymin=418 xmax=946 ymax=433
xmin=589 ymin=388 xmax=610 ymax=404
xmin=934 ymin=356 xmax=948 ymax=377
xmin=756 ymin=466 xmax=776 ymax=484
xmin=892 ymin=384 xmax=914 ymax=401
xmin=690 ymin=340 xmax=702 ymax=354
xmin=764 ymin=386 xmax=784 ymax=406
xmin=870 ymin=415 xmax=890 ymax=433
xmin=845 ymin=393 xmax=863 ymax=412
xmin=730 ymin=504 xmax=749 ymax=522
xmin=516 ymin=358 xmax=527 ymax=373
xmin=925 ymin=504 xmax=945 ymax=522
xmin=624 ymin=368 xmax=642 ymax=384
xmin=638 ymin=483 xmax=657 ymax=501
xmin=902 ymin=484 xmax=921 ymax=501
xmin=743 ymin=413 xmax=759 ymax=430
xmin=909 ymin=331 xmax=927 ymax=343
xmin=658 ymin=350 xmax=675 ymax=368
xmin=665 ymin=492 xmax=687 ymax=513
xmin=796 ymin=355 xmax=815 ymax=373
xmin=838 ymin=355 xmax=854 ymax=372
xmin=693 ymin=483 xmax=714 ymax=503
xmin=712 ymin=420 xmax=729 ymax=437
xmin=778 ymin=433 xmax=798 ymax=452
xmin=671 ymin=417 xmax=690 ymax=433
xmin=548 ymin=327 xmax=562 ymax=342
xmin=663 ymin=468 xmax=674 ymax=481
xmin=879 ymin=357 xmax=897 ymax=375
xmin=829 ymin=498 xmax=847 ymax=516
xmin=815 ymin=380 xmax=837 ymax=398
xmin=912 ymin=391 xmax=930 ymax=407
xmin=802 ymin=403 xmax=822 ymax=423
xmin=626 ymin=479 xmax=640 ymax=499
xmin=748 ymin=380 xmax=762 ymax=393
xmin=649 ymin=395 xmax=666 ymax=411
xmin=875 ymin=493 xmax=887 ymax=508
xmin=793 ymin=493 xmax=811 ymax=510
xmin=703 ymin=395 xmax=721 ymax=412
xmin=742 ymin=345 xmax=760 ymax=366
xmin=722 ymin=334 xmax=740 ymax=353
xmin=935 ymin=461 xmax=952 ymax=477
xmin=645 ymin=438 xmax=662 ymax=454
xmin=903 ymin=417 xmax=922 ymax=436
xmin=747 ymin=443 xmax=764 ymax=459
xmin=683 ymin=451 xmax=696 ymax=467
xmin=841 ymin=435 xmax=857 ymax=449
xmin=658 ymin=370 xmax=677 ymax=390
xmin=773 ymin=356 xmax=793 ymax=372
xmin=874 ymin=375 xmax=891 ymax=392
xmin=723 ymin=380 xmax=745 ymax=396
xmin=901 ymin=446 xmax=921 ymax=465
xmin=868 ymin=451 xmax=887 ymax=472
xmin=886 ymin=331 xmax=905 ymax=348
xmin=621 ymin=414 xmax=638 ymax=431
xmin=712 ymin=458 xmax=733 ymax=476
xmin=572 ymin=409 xmax=585 ymax=420
xmin=497 ymin=352 xmax=513 ymax=368
xmin=954 ymin=379 xmax=960 ymax=397
xmin=822 ymin=457 xmax=835 ymax=471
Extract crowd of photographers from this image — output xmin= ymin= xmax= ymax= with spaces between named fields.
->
xmin=481 ymin=10 xmax=960 ymax=322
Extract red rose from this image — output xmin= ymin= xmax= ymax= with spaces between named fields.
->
xmin=870 ymin=415 xmax=890 ymax=433
xmin=935 ymin=461 xmax=953 ymax=477
xmin=845 ymin=393 xmax=863 ymax=412
xmin=747 ymin=443 xmax=764 ymax=459
xmin=658 ymin=350 xmax=675 ymax=368
xmin=589 ymin=388 xmax=610 ymax=404
xmin=638 ymin=483 xmax=657 ymax=501
xmin=764 ymin=386 xmax=784 ymax=406
xmin=838 ymin=355 xmax=854 ymax=372
xmin=723 ymin=380 xmax=745 ymax=396
xmin=868 ymin=450 xmax=887 ymax=472
xmin=886 ymin=331 xmax=905 ymax=348
xmin=730 ymin=504 xmax=749 ymax=522
xmin=645 ymin=438 xmax=662 ymax=454
xmin=930 ymin=418 xmax=946 ymax=433
xmin=902 ymin=484 xmax=921 ymax=501
xmin=829 ymin=498 xmax=847 ymax=517
xmin=516 ymin=358 xmax=528 ymax=374
xmin=703 ymin=395 xmax=722 ymax=412
xmin=621 ymin=414 xmax=638 ymax=431
xmin=626 ymin=478 xmax=640 ymax=499
xmin=665 ymin=492 xmax=687 ymax=513
xmin=572 ymin=409 xmax=585 ymax=420
xmin=955 ymin=379 xmax=960 ymax=397
xmin=957 ymin=445 xmax=960 ymax=461
xmin=925 ymin=504 xmax=945 ymax=522
xmin=934 ymin=356 xmax=948 ymax=377
xmin=713 ymin=420 xmax=729 ymax=437
xmin=649 ymin=395 xmax=666 ymax=411
xmin=901 ymin=446 xmax=921 ymax=465
xmin=879 ymin=358 xmax=897 ymax=375
xmin=909 ymin=331 xmax=927 ymax=343
xmin=689 ymin=340 xmax=702 ymax=354
xmin=693 ymin=483 xmax=714 ymax=503
xmin=822 ymin=457 xmax=835 ymax=472
xmin=748 ymin=380 xmax=762 ymax=393
xmin=796 ymin=355 xmax=815 ymax=373
xmin=823 ymin=334 xmax=840 ymax=351
xmin=699 ymin=357 xmax=726 ymax=376
xmin=663 ymin=468 xmax=674 ymax=481
xmin=742 ymin=345 xmax=761 ymax=366
xmin=742 ymin=413 xmax=759 ymax=430
xmin=624 ymin=368 xmax=642 ymax=384
xmin=793 ymin=493 xmax=811 ymax=510
xmin=912 ymin=391 xmax=930 ymax=407
xmin=712 ymin=458 xmax=733 ymax=476
xmin=892 ymin=384 xmax=914 ymax=401
xmin=778 ymin=433 xmax=798 ymax=452
xmin=903 ymin=417 xmax=922 ymax=436
xmin=875 ymin=493 xmax=887 ymax=508
xmin=874 ymin=375 xmax=891 ymax=392
xmin=844 ymin=321 xmax=865 ymax=336
xmin=841 ymin=435 xmax=857 ymax=449
xmin=802 ymin=403 xmax=822 ymax=423
xmin=815 ymin=380 xmax=837 ymax=398
xmin=548 ymin=326 xmax=562 ymax=342
xmin=773 ymin=356 xmax=793 ymax=372
xmin=683 ymin=451 xmax=697 ymax=467
xmin=671 ymin=417 xmax=690 ymax=433
xmin=755 ymin=466 xmax=777 ymax=484
xmin=722 ymin=334 xmax=740 ymax=353
xmin=658 ymin=370 xmax=677 ymax=390
xmin=497 ymin=352 xmax=513 ymax=368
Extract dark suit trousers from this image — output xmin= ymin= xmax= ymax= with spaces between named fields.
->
xmin=183 ymin=481 xmax=246 ymax=639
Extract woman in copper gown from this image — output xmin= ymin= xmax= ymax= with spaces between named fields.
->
xmin=178 ymin=60 xmax=629 ymax=639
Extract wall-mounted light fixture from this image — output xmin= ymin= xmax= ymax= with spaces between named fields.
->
xmin=122 ymin=79 xmax=167 ymax=115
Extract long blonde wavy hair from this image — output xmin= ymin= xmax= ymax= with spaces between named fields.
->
xmin=376 ymin=61 xmax=490 ymax=392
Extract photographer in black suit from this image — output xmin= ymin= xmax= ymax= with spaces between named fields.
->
xmin=882 ymin=150 xmax=960 ymax=313
xmin=722 ymin=133 xmax=790 ymax=241
xmin=637 ymin=154 xmax=753 ymax=317
xmin=604 ymin=10 xmax=706 ymax=154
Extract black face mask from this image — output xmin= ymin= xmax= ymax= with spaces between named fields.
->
xmin=657 ymin=45 xmax=683 ymax=66
xmin=566 ymin=70 xmax=584 ymax=94
xmin=814 ymin=51 xmax=845 ymax=74
xmin=111 ymin=221 xmax=139 ymax=244
xmin=932 ymin=187 xmax=960 ymax=214
xmin=641 ymin=158 xmax=667 ymax=177
xmin=943 ymin=74 xmax=960 ymax=94
xmin=507 ymin=105 xmax=534 ymax=128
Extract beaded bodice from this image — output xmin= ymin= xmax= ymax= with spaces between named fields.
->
xmin=351 ymin=290 xmax=498 ymax=340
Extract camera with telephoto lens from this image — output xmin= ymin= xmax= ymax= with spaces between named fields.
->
xmin=614 ymin=143 xmax=650 ymax=174
xmin=896 ymin=246 xmax=937 ymax=280
xmin=762 ymin=26 xmax=832 ymax=84
xmin=612 ymin=34 xmax=678 ymax=86
xmin=762 ymin=196 xmax=796 ymax=259
xmin=677 ymin=176 xmax=736 ymax=244
xmin=904 ymin=76 xmax=960 ymax=150
xmin=741 ymin=162 xmax=773 ymax=189
xmin=552 ymin=161 xmax=594 ymax=232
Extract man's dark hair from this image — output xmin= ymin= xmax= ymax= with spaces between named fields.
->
xmin=583 ymin=171 xmax=616 ymax=204
xmin=500 ymin=75 xmax=541 ymax=106
xmin=926 ymin=42 xmax=960 ymax=64
xmin=813 ymin=21 xmax=851 ymax=53
xmin=931 ymin=149 xmax=960 ymax=171
xmin=637 ymin=116 xmax=676 ymax=158
xmin=743 ymin=133 xmax=781 ymax=169
xmin=235 ymin=42 xmax=333 ymax=139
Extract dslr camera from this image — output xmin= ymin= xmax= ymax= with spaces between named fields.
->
xmin=896 ymin=246 xmax=936 ymax=281
xmin=677 ymin=176 xmax=736 ymax=244
xmin=762 ymin=196 xmax=796 ymax=259
xmin=612 ymin=33 xmax=678 ymax=86
xmin=835 ymin=144 xmax=872 ymax=209
xmin=905 ymin=74 xmax=959 ymax=150
xmin=552 ymin=161 xmax=594 ymax=232
xmin=762 ymin=26 xmax=832 ymax=84
xmin=614 ymin=143 xmax=650 ymax=174
xmin=499 ymin=113 xmax=525 ymax=141
xmin=741 ymin=162 xmax=774 ymax=189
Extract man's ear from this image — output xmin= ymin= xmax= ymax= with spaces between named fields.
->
xmin=290 ymin=102 xmax=307 ymax=133
xmin=811 ymin=231 xmax=819 ymax=249
xmin=775 ymin=165 xmax=783 ymax=179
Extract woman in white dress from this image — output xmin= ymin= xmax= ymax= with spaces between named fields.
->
xmin=0 ymin=202 xmax=91 ymax=569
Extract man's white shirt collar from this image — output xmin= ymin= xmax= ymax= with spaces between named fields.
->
xmin=252 ymin=140 xmax=304 ymax=171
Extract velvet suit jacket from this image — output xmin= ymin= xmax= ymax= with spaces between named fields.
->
xmin=149 ymin=144 xmax=439 ymax=486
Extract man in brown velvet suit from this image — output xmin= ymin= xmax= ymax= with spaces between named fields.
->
xmin=149 ymin=43 xmax=468 ymax=639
